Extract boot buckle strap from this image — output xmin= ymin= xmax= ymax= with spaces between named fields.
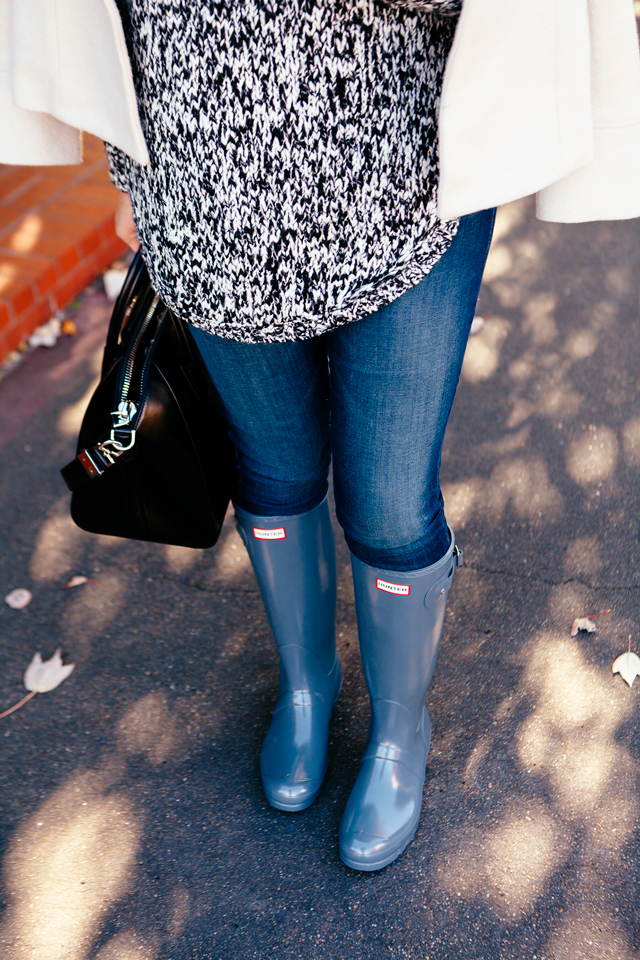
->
xmin=422 ymin=544 xmax=463 ymax=609
xmin=424 ymin=565 xmax=454 ymax=609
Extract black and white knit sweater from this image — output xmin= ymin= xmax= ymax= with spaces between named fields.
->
xmin=106 ymin=0 xmax=462 ymax=343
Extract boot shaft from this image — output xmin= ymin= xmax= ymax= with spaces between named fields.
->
xmin=235 ymin=497 xmax=338 ymax=680
xmin=350 ymin=530 xmax=461 ymax=720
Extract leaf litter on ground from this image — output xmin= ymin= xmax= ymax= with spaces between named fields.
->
xmin=570 ymin=609 xmax=610 ymax=637
xmin=4 ymin=588 xmax=32 ymax=609
xmin=0 ymin=649 xmax=75 ymax=719
xmin=613 ymin=636 xmax=640 ymax=688
xmin=567 ymin=609 xmax=637 ymax=691
xmin=65 ymin=575 xmax=99 ymax=588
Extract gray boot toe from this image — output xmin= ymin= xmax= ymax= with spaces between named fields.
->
xmin=339 ymin=757 xmax=424 ymax=870
xmin=260 ymin=689 xmax=334 ymax=811
xmin=261 ymin=774 xmax=325 ymax=811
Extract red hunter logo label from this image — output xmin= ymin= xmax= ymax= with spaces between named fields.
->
xmin=376 ymin=579 xmax=410 ymax=596
xmin=253 ymin=527 xmax=286 ymax=540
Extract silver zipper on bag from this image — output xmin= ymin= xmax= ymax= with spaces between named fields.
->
xmin=91 ymin=293 xmax=161 ymax=465
xmin=117 ymin=293 xmax=160 ymax=413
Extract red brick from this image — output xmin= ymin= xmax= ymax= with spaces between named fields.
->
xmin=82 ymin=135 xmax=107 ymax=162
xmin=0 ymin=168 xmax=40 ymax=203
xmin=63 ymin=183 xmax=121 ymax=207
xmin=0 ymin=332 xmax=10 ymax=361
xmin=5 ymin=298 xmax=51 ymax=346
xmin=78 ymin=229 xmax=103 ymax=259
xmin=0 ymin=149 xmax=130 ymax=364
xmin=4 ymin=317 xmax=37 ymax=355
xmin=95 ymin=234 xmax=127 ymax=270
xmin=0 ymin=236 xmax=80 ymax=277
xmin=99 ymin=215 xmax=117 ymax=242
xmin=0 ymin=165 xmax=17 ymax=183
xmin=0 ymin=275 xmax=34 ymax=320
xmin=35 ymin=216 xmax=89 ymax=240
xmin=34 ymin=216 xmax=102 ymax=258
xmin=9 ymin=176 xmax=71 ymax=209
xmin=86 ymin=166 xmax=115 ymax=186
xmin=2 ymin=324 xmax=28 ymax=355
xmin=27 ymin=163 xmax=76 ymax=178
xmin=49 ymin=257 xmax=101 ymax=311
xmin=0 ymin=208 xmax=22 ymax=235
xmin=43 ymin=198 xmax=116 ymax=223
xmin=0 ymin=213 xmax=50 ymax=252
xmin=0 ymin=253 xmax=58 ymax=297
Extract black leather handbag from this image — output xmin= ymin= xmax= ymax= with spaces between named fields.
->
xmin=61 ymin=251 xmax=234 ymax=548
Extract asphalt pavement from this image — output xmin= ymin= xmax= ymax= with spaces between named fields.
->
xmin=1 ymin=199 xmax=640 ymax=959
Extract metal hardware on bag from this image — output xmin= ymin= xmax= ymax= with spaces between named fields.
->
xmin=120 ymin=293 xmax=139 ymax=336
xmin=77 ymin=449 xmax=104 ymax=478
xmin=73 ymin=294 xmax=159 ymax=485
xmin=96 ymin=431 xmax=137 ymax=461
xmin=111 ymin=400 xmax=138 ymax=428
xmin=76 ymin=430 xmax=136 ymax=478
xmin=453 ymin=544 xmax=463 ymax=567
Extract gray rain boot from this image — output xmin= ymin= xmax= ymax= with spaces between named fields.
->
xmin=339 ymin=529 xmax=461 ymax=870
xmin=235 ymin=496 xmax=342 ymax=811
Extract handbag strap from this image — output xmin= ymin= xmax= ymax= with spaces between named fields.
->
xmin=104 ymin=250 xmax=150 ymax=360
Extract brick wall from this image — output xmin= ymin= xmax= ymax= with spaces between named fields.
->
xmin=0 ymin=135 xmax=126 ymax=363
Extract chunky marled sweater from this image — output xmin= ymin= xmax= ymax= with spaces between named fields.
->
xmin=106 ymin=0 xmax=462 ymax=342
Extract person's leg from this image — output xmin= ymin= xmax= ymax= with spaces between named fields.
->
xmin=330 ymin=208 xmax=496 ymax=570
xmin=189 ymin=330 xmax=331 ymax=516
xmin=328 ymin=208 xmax=495 ymax=869
xmin=189 ymin=330 xmax=341 ymax=810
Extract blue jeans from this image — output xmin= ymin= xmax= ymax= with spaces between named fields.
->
xmin=190 ymin=209 xmax=495 ymax=571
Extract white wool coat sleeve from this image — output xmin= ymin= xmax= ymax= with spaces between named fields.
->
xmin=0 ymin=0 xmax=81 ymax=163
xmin=0 ymin=0 xmax=148 ymax=166
xmin=437 ymin=0 xmax=640 ymax=222
xmin=535 ymin=0 xmax=640 ymax=222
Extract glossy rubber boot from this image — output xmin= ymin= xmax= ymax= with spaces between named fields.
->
xmin=339 ymin=530 xmax=461 ymax=870
xmin=235 ymin=497 xmax=342 ymax=811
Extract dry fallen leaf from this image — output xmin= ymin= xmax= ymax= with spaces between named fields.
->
xmin=0 ymin=649 xmax=75 ymax=719
xmin=613 ymin=651 xmax=640 ymax=687
xmin=5 ymin=588 xmax=32 ymax=609
xmin=64 ymin=575 xmax=98 ymax=589
xmin=66 ymin=575 xmax=88 ymax=588
xmin=24 ymin=649 xmax=75 ymax=692
xmin=571 ymin=617 xmax=596 ymax=637
xmin=60 ymin=319 xmax=77 ymax=336
xmin=28 ymin=317 xmax=61 ymax=348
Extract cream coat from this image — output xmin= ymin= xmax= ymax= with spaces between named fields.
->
xmin=1 ymin=0 xmax=639 ymax=223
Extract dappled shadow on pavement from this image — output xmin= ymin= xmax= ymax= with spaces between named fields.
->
xmin=1 ymin=201 xmax=640 ymax=958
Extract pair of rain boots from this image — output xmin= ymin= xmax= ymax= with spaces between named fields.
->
xmin=235 ymin=497 xmax=461 ymax=871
